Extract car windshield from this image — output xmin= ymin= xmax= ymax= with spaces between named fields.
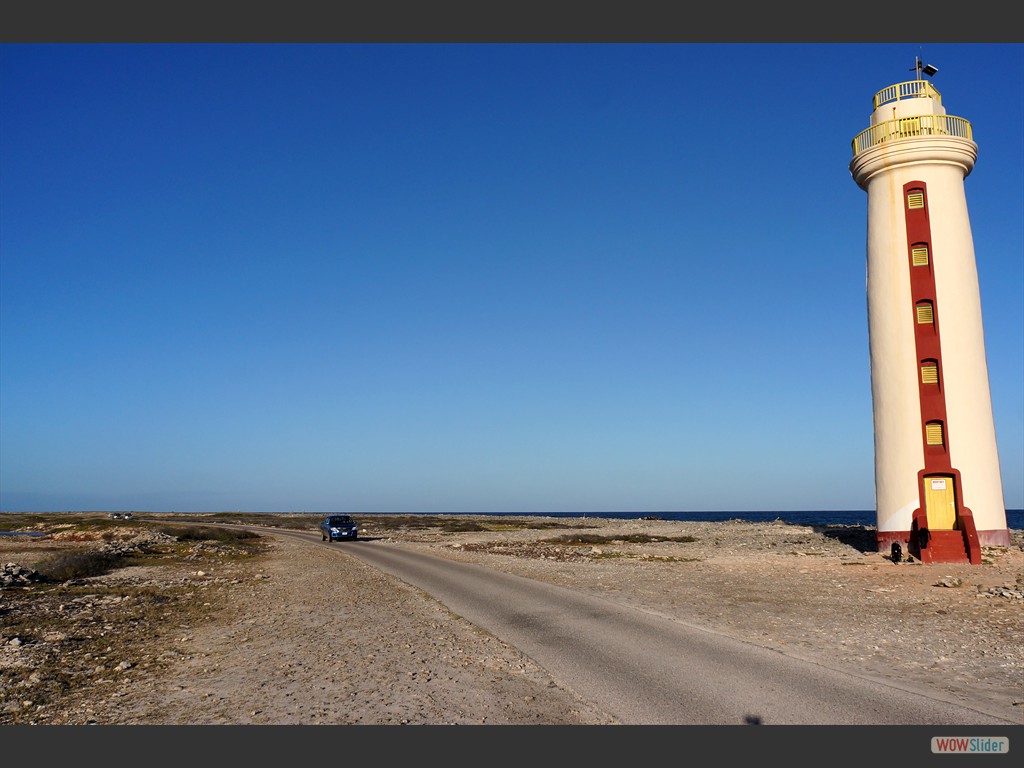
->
xmin=327 ymin=517 xmax=352 ymax=526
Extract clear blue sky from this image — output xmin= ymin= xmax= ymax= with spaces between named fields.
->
xmin=1 ymin=43 xmax=1021 ymax=514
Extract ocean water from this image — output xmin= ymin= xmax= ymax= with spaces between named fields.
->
xmin=424 ymin=509 xmax=1024 ymax=530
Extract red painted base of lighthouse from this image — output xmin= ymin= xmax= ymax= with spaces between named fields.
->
xmin=876 ymin=527 xmax=1010 ymax=563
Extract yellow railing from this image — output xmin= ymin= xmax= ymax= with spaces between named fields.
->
xmin=851 ymin=114 xmax=973 ymax=156
xmin=873 ymin=80 xmax=942 ymax=109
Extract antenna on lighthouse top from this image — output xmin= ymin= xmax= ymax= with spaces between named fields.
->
xmin=911 ymin=54 xmax=939 ymax=80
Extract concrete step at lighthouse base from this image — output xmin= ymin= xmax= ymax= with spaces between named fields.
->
xmin=922 ymin=529 xmax=970 ymax=563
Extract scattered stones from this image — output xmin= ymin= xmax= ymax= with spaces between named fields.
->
xmin=1 ymin=563 xmax=41 ymax=589
xmin=976 ymin=585 xmax=1024 ymax=600
xmin=98 ymin=531 xmax=178 ymax=557
xmin=934 ymin=576 xmax=963 ymax=588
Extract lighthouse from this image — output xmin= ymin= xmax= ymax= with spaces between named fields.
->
xmin=849 ymin=60 xmax=1010 ymax=564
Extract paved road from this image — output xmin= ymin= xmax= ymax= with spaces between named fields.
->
xmin=268 ymin=529 xmax=1016 ymax=725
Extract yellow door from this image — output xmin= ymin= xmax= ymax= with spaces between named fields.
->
xmin=923 ymin=476 xmax=957 ymax=530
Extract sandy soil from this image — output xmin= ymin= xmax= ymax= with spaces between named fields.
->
xmin=2 ymin=514 xmax=1022 ymax=726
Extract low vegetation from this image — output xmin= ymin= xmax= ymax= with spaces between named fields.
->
xmin=358 ymin=515 xmax=597 ymax=534
xmin=34 ymin=549 xmax=125 ymax=582
xmin=153 ymin=512 xmax=319 ymax=529
xmin=0 ymin=513 xmax=272 ymax=724
xmin=151 ymin=524 xmax=260 ymax=543
xmin=591 ymin=552 xmax=701 ymax=563
xmin=541 ymin=532 xmax=697 ymax=546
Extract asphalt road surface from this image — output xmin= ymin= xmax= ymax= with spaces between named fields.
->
xmin=271 ymin=529 xmax=1016 ymax=726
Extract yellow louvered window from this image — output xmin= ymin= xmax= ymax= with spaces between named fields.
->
xmin=907 ymin=191 xmax=925 ymax=209
xmin=925 ymin=422 xmax=944 ymax=446
xmin=916 ymin=302 xmax=934 ymax=324
xmin=921 ymin=362 xmax=939 ymax=384
xmin=912 ymin=245 xmax=930 ymax=266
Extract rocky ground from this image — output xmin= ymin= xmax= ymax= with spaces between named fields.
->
xmin=1 ymin=512 xmax=1022 ymax=727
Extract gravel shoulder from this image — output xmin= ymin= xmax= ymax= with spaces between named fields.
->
xmin=2 ymin=513 xmax=1022 ymax=726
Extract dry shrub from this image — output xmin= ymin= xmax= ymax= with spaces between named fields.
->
xmin=542 ymin=533 xmax=697 ymax=546
xmin=154 ymin=525 xmax=259 ymax=543
xmin=35 ymin=550 xmax=122 ymax=581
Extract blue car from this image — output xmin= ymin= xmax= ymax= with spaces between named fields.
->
xmin=320 ymin=515 xmax=359 ymax=542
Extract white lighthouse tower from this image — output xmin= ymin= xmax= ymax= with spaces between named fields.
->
xmin=849 ymin=59 xmax=1010 ymax=563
